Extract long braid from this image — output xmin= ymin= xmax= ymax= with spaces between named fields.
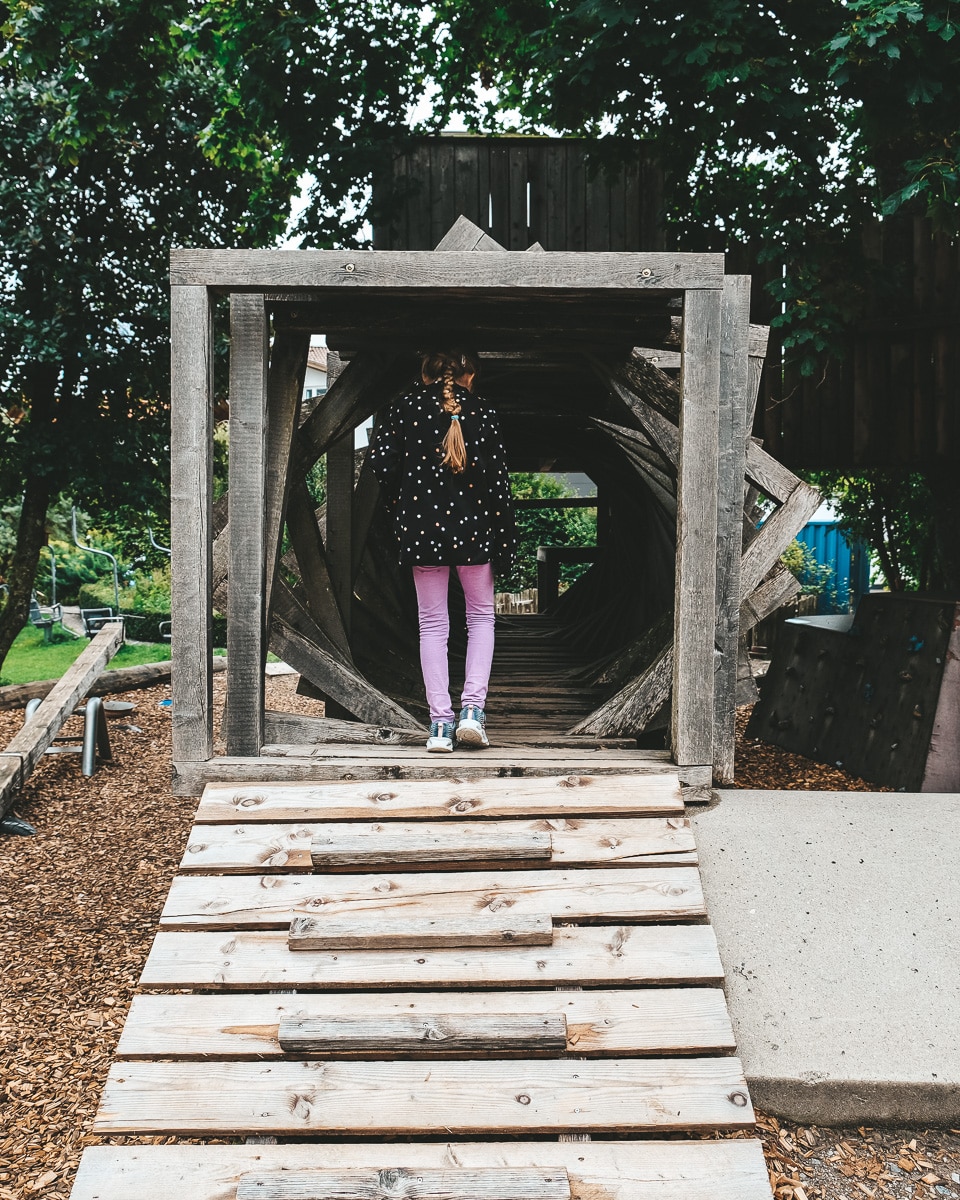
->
xmin=440 ymin=360 xmax=466 ymax=473
xmin=421 ymin=349 xmax=473 ymax=474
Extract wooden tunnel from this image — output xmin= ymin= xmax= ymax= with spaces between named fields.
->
xmin=169 ymin=216 xmax=817 ymax=794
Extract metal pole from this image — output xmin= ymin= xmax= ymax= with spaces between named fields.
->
xmin=72 ymin=507 xmax=120 ymax=612
xmin=148 ymin=528 xmax=172 ymax=557
xmin=82 ymin=696 xmax=110 ymax=776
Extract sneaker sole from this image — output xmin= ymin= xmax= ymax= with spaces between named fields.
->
xmin=425 ymin=741 xmax=454 ymax=753
xmin=456 ymin=725 xmax=488 ymax=748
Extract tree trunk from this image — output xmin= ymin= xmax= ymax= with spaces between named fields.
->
xmin=927 ymin=460 xmax=960 ymax=595
xmin=0 ymin=474 xmax=51 ymax=672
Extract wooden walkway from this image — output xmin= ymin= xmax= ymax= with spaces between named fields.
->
xmin=70 ymin=771 xmax=772 ymax=1200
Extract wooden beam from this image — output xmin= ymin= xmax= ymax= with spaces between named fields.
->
xmin=159 ymin=866 xmax=706 ymax=930
xmin=324 ymin=352 xmax=355 ymax=636
xmin=269 ymin=616 xmax=422 ymax=729
xmin=713 ymin=276 xmax=751 ymax=785
xmin=311 ymin=824 xmax=553 ymax=869
xmin=225 ymin=294 xmax=269 ymax=755
xmin=264 ymin=331 xmax=310 ymax=620
xmin=70 ymin=1141 xmax=772 ymax=1200
xmin=236 ymin=1167 xmax=571 ymax=1200
xmin=739 ymin=481 xmax=821 ymax=599
xmin=672 ymin=288 xmax=722 ymax=775
xmin=285 ymin=484 xmax=352 ymax=659
xmin=140 ymin=924 xmax=724 ymax=991
xmin=170 ymin=249 xmax=726 ymax=293
xmin=0 ymin=624 xmax=123 ymax=817
xmin=170 ymin=284 xmax=215 ymax=763
xmin=179 ymin=816 xmax=696 ymax=874
xmin=276 ymin=1013 xmax=569 ymax=1054
xmin=434 ymin=214 xmax=505 ymax=252
xmin=93 ymin=1058 xmax=754 ymax=1135
xmin=115 ymin=987 xmax=731 ymax=1060
xmin=288 ymin=912 xmax=556 ymax=950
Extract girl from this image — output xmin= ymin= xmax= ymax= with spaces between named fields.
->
xmin=367 ymin=348 xmax=517 ymax=752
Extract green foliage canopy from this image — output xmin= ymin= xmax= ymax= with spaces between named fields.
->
xmin=425 ymin=0 xmax=960 ymax=365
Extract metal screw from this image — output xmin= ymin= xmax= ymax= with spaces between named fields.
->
xmin=640 ymin=267 xmax=652 ymax=278
xmin=344 ymin=262 xmax=356 ymax=272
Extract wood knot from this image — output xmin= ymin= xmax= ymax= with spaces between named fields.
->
xmin=558 ymin=775 xmax=592 ymax=788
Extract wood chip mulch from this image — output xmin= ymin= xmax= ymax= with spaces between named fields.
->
xmin=0 ymin=685 xmax=937 ymax=1200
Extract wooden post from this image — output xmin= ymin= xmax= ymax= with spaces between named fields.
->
xmin=225 ymin=294 xmax=269 ymax=756
xmin=323 ymin=352 xmax=354 ymax=637
xmin=672 ymin=288 xmax=722 ymax=784
xmin=170 ymin=285 xmax=215 ymax=764
xmin=713 ymin=276 xmax=751 ymax=784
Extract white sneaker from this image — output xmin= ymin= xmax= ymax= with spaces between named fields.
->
xmin=425 ymin=721 xmax=455 ymax=752
xmin=456 ymin=705 xmax=489 ymax=748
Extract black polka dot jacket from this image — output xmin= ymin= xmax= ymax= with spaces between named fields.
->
xmin=367 ymin=380 xmax=518 ymax=571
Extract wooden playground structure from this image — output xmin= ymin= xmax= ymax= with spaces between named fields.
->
xmin=167 ymin=217 xmax=817 ymax=795
xmin=62 ymin=223 xmax=829 ymax=1200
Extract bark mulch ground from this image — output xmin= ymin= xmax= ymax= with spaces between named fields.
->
xmin=0 ymin=680 xmax=942 ymax=1200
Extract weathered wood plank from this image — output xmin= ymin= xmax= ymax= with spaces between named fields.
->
xmin=280 ymin=498 xmax=353 ymax=661
xmin=270 ymin=617 xmax=422 ymax=729
xmin=170 ymin=284 xmax=215 ymax=763
xmin=288 ymin=912 xmax=555 ymax=950
xmin=260 ymin=745 xmax=656 ymax=763
xmin=139 ymin=925 xmax=725 ymax=990
xmin=0 ymin=624 xmax=123 ymax=814
xmin=70 ymin=1140 xmax=773 ymax=1200
xmin=170 ymin=249 xmax=726 ymax=293
xmin=740 ymin=564 xmax=801 ymax=632
xmin=116 ymin=988 xmax=735 ymax=1059
xmin=568 ymin=643 xmax=673 ymax=738
xmin=276 ymin=1013 xmax=569 ymax=1054
xmin=236 ymin=1166 xmax=570 ymax=1200
xmin=173 ymin=759 xmax=683 ymax=794
xmin=311 ymin=825 xmax=553 ymax=868
xmin=226 ymin=294 xmax=269 ymax=756
xmin=180 ymin=817 xmax=696 ymax=874
xmin=159 ymin=867 xmax=705 ymax=930
xmin=434 ymin=214 xmax=503 ymax=252
xmin=193 ymin=774 xmax=682 ymax=823
xmin=263 ymin=331 xmax=311 ymax=620
xmin=739 ymin=480 xmax=821 ymax=599
xmin=93 ymin=1058 xmax=754 ymax=1135
xmin=672 ymin=288 xmax=722 ymax=774
xmin=714 ymin=276 xmax=751 ymax=785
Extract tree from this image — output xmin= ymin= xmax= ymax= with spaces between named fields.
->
xmin=425 ymin=2 xmax=958 ymax=355
xmin=0 ymin=0 xmax=294 ymax=669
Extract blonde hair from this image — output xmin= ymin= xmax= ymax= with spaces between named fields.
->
xmin=420 ymin=348 xmax=479 ymax=475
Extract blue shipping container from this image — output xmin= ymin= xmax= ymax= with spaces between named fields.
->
xmin=795 ymin=521 xmax=871 ymax=614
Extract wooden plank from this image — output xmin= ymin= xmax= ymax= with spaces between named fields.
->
xmin=237 ymin=1166 xmax=570 ymax=1200
xmin=262 ymin=711 xmax=637 ymax=749
xmin=173 ymin=759 xmax=684 ymax=793
xmin=263 ymin=331 xmax=310 ymax=620
xmin=93 ymin=1058 xmax=755 ymax=1135
xmin=159 ymin=867 xmax=705 ymax=930
xmin=169 ymin=249 xmax=726 ymax=292
xmin=270 ymin=617 xmax=421 ymax=729
xmin=568 ymin=643 xmax=673 ymax=738
xmin=740 ymin=564 xmax=800 ymax=632
xmin=260 ymin=745 xmax=657 ymax=763
xmin=714 ymin=276 xmax=751 ymax=785
xmin=285 ymin=483 xmax=352 ymax=659
xmin=672 ymin=288 xmax=722 ymax=773
xmin=311 ymin=825 xmax=553 ymax=868
xmin=288 ymin=912 xmax=555 ymax=950
xmin=0 ymin=624 xmax=123 ymax=812
xmin=116 ymin=988 xmax=736 ymax=1059
xmin=180 ymin=817 xmax=696 ymax=874
xmin=70 ymin=1140 xmax=773 ymax=1200
xmin=276 ymin=1013 xmax=569 ymax=1054
xmin=434 ymin=214 xmax=499 ymax=252
xmin=170 ymin=284 xmax=215 ymax=763
xmin=738 ymin=480 xmax=821 ymax=599
xmin=139 ymin=924 xmax=725 ymax=990
xmin=193 ymin=774 xmax=682 ymax=823
xmin=226 ymin=293 xmax=269 ymax=755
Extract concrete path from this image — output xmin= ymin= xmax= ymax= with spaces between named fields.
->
xmin=693 ymin=789 xmax=960 ymax=1125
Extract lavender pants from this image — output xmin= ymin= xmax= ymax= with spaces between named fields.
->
xmin=412 ymin=563 xmax=495 ymax=724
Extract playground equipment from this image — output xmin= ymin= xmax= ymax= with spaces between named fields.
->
xmin=28 ymin=592 xmax=62 ymax=642
xmin=24 ymin=692 xmax=111 ymax=777
xmin=749 ymin=592 xmax=960 ymax=791
xmin=72 ymin=505 xmax=120 ymax=613
xmin=167 ymin=220 xmax=815 ymax=796
xmin=0 ymin=623 xmax=123 ymax=830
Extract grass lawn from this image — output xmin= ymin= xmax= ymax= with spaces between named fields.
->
xmin=0 ymin=624 xmax=174 ymax=687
